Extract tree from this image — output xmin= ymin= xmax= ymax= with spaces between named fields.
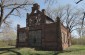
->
xmin=1 ymin=20 xmax=16 ymax=40
xmin=46 ymin=5 xmax=65 ymax=21
xmin=0 ymin=0 xmax=57 ymax=27
xmin=76 ymin=21 xmax=85 ymax=37
xmin=0 ymin=0 xmax=34 ymax=26
xmin=0 ymin=19 xmax=17 ymax=45
xmin=62 ymin=5 xmax=82 ymax=33
xmin=46 ymin=4 xmax=83 ymax=33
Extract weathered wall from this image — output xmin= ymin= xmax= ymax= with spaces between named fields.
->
xmin=61 ymin=24 xmax=69 ymax=49
xmin=16 ymin=23 xmax=70 ymax=50
xmin=16 ymin=27 xmax=29 ymax=47
xmin=42 ymin=23 xmax=57 ymax=50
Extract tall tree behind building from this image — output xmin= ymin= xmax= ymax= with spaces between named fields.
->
xmin=46 ymin=4 xmax=83 ymax=33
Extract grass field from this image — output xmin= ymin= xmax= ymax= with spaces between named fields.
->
xmin=0 ymin=45 xmax=85 ymax=55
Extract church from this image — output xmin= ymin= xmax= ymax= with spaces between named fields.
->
xmin=16 ymin=3 xmax=71 ymax=51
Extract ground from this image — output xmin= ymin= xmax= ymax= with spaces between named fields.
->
xmin=0 ymin=45 xmax=85 ymax=55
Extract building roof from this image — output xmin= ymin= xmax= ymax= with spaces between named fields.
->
xmin=46 ymin=16 xmax=54 ymax=22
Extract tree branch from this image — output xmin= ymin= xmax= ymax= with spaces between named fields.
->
xmin=76 ymin=0 xmax=83 ymax=4
xmin=3 ymin=3 xmax=30 ymax=22
xmin=3 ymin=3 xmax=33 ymax=7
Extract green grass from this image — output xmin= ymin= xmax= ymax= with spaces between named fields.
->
xmin=58 ymin=45 xmax=85 ymax=55
xmin=0 ymin=45 xmax=85 ymax=55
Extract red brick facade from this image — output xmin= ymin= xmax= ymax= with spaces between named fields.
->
xmin=16 ymin=3 xmax=71 ymax=51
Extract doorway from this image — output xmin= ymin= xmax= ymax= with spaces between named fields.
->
xmin=29 ymin=30 xmax=42 ymax=47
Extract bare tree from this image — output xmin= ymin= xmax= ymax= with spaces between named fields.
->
xmin=46 ymin=4 xmax=83 ymax=33
xmin=0 ymin=0 xmax=56 ymax=27
xmin=0 ymin=0 xmax=34 ymax=26
xmin=52 ymin=4 xmax=82 ymax=32
xmin=1 ymin=20 xmax=16 ymax=39
xmin=62 ymin=5 xmax=82 ymax=32
xmin=76 ymin=19 xmax=85 ymax=37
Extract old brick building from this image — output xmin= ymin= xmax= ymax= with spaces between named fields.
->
xmin=16 ymin=3 xmax=71 ymax=51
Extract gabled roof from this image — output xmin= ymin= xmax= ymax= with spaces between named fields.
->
xmin=46 ymin=16 xmax=54 ymax=22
